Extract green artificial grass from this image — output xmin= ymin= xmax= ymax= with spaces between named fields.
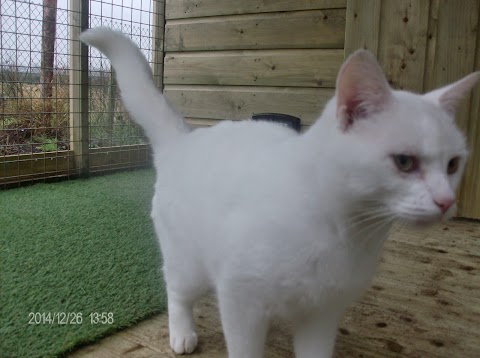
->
xmin=0 ymin=169 xmax=166 ymax=357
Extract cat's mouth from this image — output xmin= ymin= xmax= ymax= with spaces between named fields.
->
xmin=393 ymin=201 xmax=457 ymax=227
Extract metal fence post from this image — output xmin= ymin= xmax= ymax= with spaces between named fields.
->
xmin=69 ymin=0 xmax=89 ymax=176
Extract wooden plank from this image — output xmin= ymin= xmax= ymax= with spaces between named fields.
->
xmin=459 ymin=1 xmax=480 ymax=219
xmin=423 ymin=0 xmax=439 ymax=93
xmin=69 ymin=0 xmax=89 ymax=176
xmin=164 ymin=85 xmax=335 ymax=125
xmin=0 ymin=145 xmax=151 ymax=185
xmin=151 ymin=0 xmax=165 ymax=89
xmin=376 ymin=0 xmax=430 ymax=92
xmin=338 ymin=221 xmax=480 ymax=358
xmin=166 ymin=0 xmax=347 ymax=19
xmin=0 ymin=151 xmax=75 ymax=185
xmin=164 ymin=49 xmax=344 ymax=87
xmin=422 ymin=0 xmax=478 ymax=105
xmin=164 ymin=9 xmax=346 ymax=51
xmin=421 ymin=0 xmax=480 ymax=218
xmin=344 ymin=0 xmax=381 ymax=57
xmin=89 ymin=145 xmax=151 ymax=172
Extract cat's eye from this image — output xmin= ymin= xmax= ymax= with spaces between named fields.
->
xmin=447 ymin=157 xmax=460 ymax=175
xmin=392 ymin=154 xmax=418 ymax=173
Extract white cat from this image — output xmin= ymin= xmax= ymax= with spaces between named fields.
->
xmin=80 ymin=28 xmax=480 ymax=358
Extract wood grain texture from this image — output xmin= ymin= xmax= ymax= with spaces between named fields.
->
xmin=423 ymin=0 xmax=479 ymax=93
xmin=164 ymin=49 xmax=343 ymax=87
xmin=69 ymin=220 xmax=480 ymax=358
xmin=0 ymin=151 xmax=75 ymax=185
xmin=337 ymin=221 xmax=480 ymax=357
xmin=164 ymin=85 xmax=334 ymax=125
xmin=423 ymin=0 xmax=439 ymax=93
xmin=164 ymin=9 xmax=346 ymax=51
xmin=0 ymin=145 xmax=151 ymax=185
xmin=166 ymin=0 xmax=347 ymax=19
xmin=422 ymin=0 xmax=480 ymax=218
xmin=88 ymin=145 xmax=151 ymax=173
xmin=459 ymin=1 xmax=480 ymax=218
xmin=422 ymin=0 xmax=479 ymax=129
xmin=377 ymin=0 xmax=430 ymax=92
xmin=344 ymin=0 xmax=381 ymax=56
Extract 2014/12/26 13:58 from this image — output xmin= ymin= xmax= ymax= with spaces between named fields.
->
xmin=27 ymin=312 xmax=114 ymax=325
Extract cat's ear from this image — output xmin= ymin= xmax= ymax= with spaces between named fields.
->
xmin=336 ymin=50 xmax=392 ymax=132
xmin=423 ymin=72 xmax=480 ymax=116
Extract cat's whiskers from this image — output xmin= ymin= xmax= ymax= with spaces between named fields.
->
xmin=351 ymin=216 xmax=394 ymax=240
xmin=344 ymin=208 xmax=396 ymax=240
xmin=346 ymin=206 xmax=394 ymax=228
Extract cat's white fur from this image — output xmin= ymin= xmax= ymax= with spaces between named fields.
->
xmin=80 ymin=28 xmax=480 ymax=357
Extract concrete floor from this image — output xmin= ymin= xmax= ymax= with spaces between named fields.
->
xmin=70 ymin=219 xmax=480 ymax=357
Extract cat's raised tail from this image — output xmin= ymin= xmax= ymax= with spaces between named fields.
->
xmin=79 ymin=27 xmax=188 ymax=149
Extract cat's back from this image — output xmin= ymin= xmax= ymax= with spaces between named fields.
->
xmin=189 ymin=119 xmax=298 ymax=150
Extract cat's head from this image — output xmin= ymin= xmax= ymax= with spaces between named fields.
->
xmin=333 ymin=50 xmax=479 ymax=226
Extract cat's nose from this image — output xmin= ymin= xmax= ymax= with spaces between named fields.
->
xmin=434 ymin=197 xmax=455 ymax=214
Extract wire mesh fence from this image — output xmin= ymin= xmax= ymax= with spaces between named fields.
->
xmin=0 ymin=0 xmax=157 ymax=187
xmin=1 ymin=1 xmax=71 ymax=156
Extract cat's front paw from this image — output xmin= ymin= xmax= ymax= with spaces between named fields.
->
xmin=170 ymin=330 xmax=198 ymax=354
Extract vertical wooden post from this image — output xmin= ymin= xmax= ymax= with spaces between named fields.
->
xmin=463 ymin=18 xmax=480 ymax=218
xmin=377 ymin=0 xmax=430 ymax=92
xmin=69 ymin=0 xmax=89 ymax=176
xmin=106 ymin=66 xmax=116 ymax=142
xmin=40 ymin=0 xmax=57 ymax=119
xmin=152 ymin=0 xmax=165 ymax=90
xmin=429 ymin=0 xmax=480 ymax=219
xmin=344 ymin=0 xmax=381 ymax=57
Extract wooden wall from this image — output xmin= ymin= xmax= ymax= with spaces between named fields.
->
xmin=163 ymin=0 xmax=347 ymax=129
xmin=345 ymin=0 xmax=480 ymax=218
